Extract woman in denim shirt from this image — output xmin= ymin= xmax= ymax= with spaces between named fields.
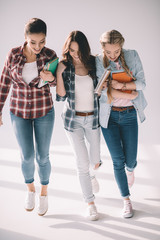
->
xmin=96 ymin=30 xmax=147 ymax=218
xmin=56 ymin=31 xmax=102 ymax=221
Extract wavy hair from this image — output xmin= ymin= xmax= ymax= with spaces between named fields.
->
xmin=62 ymin=31 xmax=96 ymax=79
xmin=100 ymin=30 xmax=135 ymax=102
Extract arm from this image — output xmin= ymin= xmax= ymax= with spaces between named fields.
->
xmin=95 ymin=55 xmax=105 ymax=82
xmin=134 ymin=50 xmax=146 ymax=90
xmin=39 ymin=50 xmax=58 ymax=87
xmin=56 ymin=62 xmax=67 ymax=101
xmin=112 ymin=50 xmax=146 ymax=91
xmin=111 ymin=79 xmax=136 ymax=91
xmin=95 ymin=55 xmax=109 ymax=96
xmin=0 ymin=115 xmax=3 ymax=126
xmin=40 ymin=70 xmax=56 ymax=87
xmin=111 ymin=88 xmax=138 ymax=100
xmin=0 ymin=52 xmax=13 ymax=124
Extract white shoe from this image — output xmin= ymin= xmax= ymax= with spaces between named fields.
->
xmin=91 ymin=176 xmax=99 ymax=193
xmin=25 ymin=192 xmax=35 ymax=211
xmin=38 ymin=195 xmax=48 ymax=216
xmin=122 ymin=200 xmax=133 ymax=218
xmin=86 ymin=204 xmax=99 ymax=221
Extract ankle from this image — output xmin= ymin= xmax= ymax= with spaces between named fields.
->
xmin=124 ymin=198 xmax=130 ymax=201
xmin=88 ymin=202 xmax=95 ymax=206
xmin=27 ymin=183 xmax=35 ymax=193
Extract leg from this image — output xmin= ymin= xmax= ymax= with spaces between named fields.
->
xmin=34 ymin=108 xmax=54 ymax=216
xmin=101 ymin=111 xmax=130 ymax=198
xmin=10 ymin=112 xmax=36 ymax=211
xmin=84 ymin=119 xmax=101 ymax=169
xmin=120 ymin=108 xmax=138 ymax=188
xmin=10 ymin=112 xmax=35 ymax=185
xmin=65 ymin=116 xmax=95 ymax=203
xmin=84 ymin=116 xmax=102 ymax=193
xmin=34 ymin=107 xmax=55 ymax=190
xmin=120 ymin=108 xmax=138 ymax=171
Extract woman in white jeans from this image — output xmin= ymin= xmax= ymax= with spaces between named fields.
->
xmin=56 ymin=31 xmax=102 ymax=221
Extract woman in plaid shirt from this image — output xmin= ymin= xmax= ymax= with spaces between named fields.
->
xmin=0 ymin=18 xmax=57 ymax=216
xmin=56 ymin=31 xmax=102 ymax=221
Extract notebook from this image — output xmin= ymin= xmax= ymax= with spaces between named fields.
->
xmin=111 ymin=70 xmax=132 ymax=93
xmin=38 ymin=57 xmax=59 ymax=88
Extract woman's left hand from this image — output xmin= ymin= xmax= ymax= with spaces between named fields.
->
xmin=40 ymin=70 xmax=55 ymax=82
xmin=111 ymin=80 xmax=123 ymax=90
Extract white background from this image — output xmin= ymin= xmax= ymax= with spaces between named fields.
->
xmin=0 ymin=1 xmax=160 ymax=239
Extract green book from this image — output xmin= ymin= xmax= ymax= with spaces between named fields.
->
xmin=38 ymin=57 xmax=59 ymax=88
xmin=44 ymin=57 xmax=59 ymax=74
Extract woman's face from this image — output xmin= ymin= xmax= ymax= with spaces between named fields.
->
xmin=103 ymin=43 xmax=121 ymax=62
xmin=25 ymin=33 xmax=46 ymax=54
xmin=69 ymin=41 xmax=81 ymax=63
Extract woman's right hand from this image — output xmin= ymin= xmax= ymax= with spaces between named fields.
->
xmin=0 ymin=115 xmax=3 ymax=126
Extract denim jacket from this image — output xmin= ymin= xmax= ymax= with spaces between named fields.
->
xmin=95 ymin=49 xmax=147 ymax=128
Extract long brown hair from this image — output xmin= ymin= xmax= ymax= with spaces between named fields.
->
xmin=62 ymin=31 xmax=96 ymax=79
xmin=100 ymin=30 xmax=135 ymax=102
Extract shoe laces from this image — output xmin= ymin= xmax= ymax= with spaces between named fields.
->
xmin=123 ymin=200 xmax=132 ymax=213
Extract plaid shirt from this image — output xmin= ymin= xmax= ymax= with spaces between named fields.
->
xmin=56 ymin=61 xmax=99 ymax=132
xmin=0 ymin=43 xmax=57 ymax=119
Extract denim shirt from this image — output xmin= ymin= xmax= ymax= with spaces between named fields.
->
xmin=56 ymin=62 xmax=99 ymax=132
xmin=95 ymin=49 xmax=147 ymax=128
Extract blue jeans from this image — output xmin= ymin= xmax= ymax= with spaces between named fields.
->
xmin=66 ymin=115 xmax=101 ymax=203
xmin=10 ymin=107 xmax=55 ymax=185
xmin=101 ymin=107 xmax=138 ymax=198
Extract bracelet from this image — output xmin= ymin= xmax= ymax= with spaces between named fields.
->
xmin=122 ymin=82 xmax=126 ymax=91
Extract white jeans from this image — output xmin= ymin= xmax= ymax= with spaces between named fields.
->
xmin=65 ymin=115 xmax=101 ymax=203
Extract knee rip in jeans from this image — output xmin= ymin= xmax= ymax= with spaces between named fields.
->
xmin=94 ymin=161 xmax=102 ymax=170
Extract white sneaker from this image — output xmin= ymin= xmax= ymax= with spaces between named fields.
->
xmin=86 ymin=204 xmax=99 ymax=221
xmin=38 ymin=195 xmax=48 ymax=216
xmin=25 ymin=192 xmax=35 ymax=211
xmin=91 ymin=176 xmax=99 ymax=193
xmin=122 ymin=200 xmax=133 ymax=218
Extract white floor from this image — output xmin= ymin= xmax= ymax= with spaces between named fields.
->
xmin=0 ymin=144 xmax=160 ymax=240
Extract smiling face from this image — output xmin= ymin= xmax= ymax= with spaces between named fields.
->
xmin=25 ymin=33 xmax=46 ymax=54
xmin=69 ymin=41 xmax=81 ymax=63
xmin=103 ymin=43 xmax=121 ymax=62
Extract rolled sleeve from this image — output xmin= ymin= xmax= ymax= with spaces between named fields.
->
xmin=56 ymin=93 xmax=67 ymax=102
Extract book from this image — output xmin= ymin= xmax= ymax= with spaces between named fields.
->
xmin=111 ymin=70 xmax=132 ymax=93
xmin=38 ymin=57 xmax=59 ymax=88
xmin=94 ymin=69 xmax=111 ymax=94
xmin=44 ymin=57 xmax=59 ymax=74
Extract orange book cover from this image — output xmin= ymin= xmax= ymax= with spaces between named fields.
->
xmin=112 ymin=71 xmax=132 ymax=93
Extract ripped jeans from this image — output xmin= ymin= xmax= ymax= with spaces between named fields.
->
xmin=65 ymin=115 xmax=101 ymax=203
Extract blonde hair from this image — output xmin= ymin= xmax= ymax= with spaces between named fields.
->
xmin=100 ymin=30 xmax=135 ymax=102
